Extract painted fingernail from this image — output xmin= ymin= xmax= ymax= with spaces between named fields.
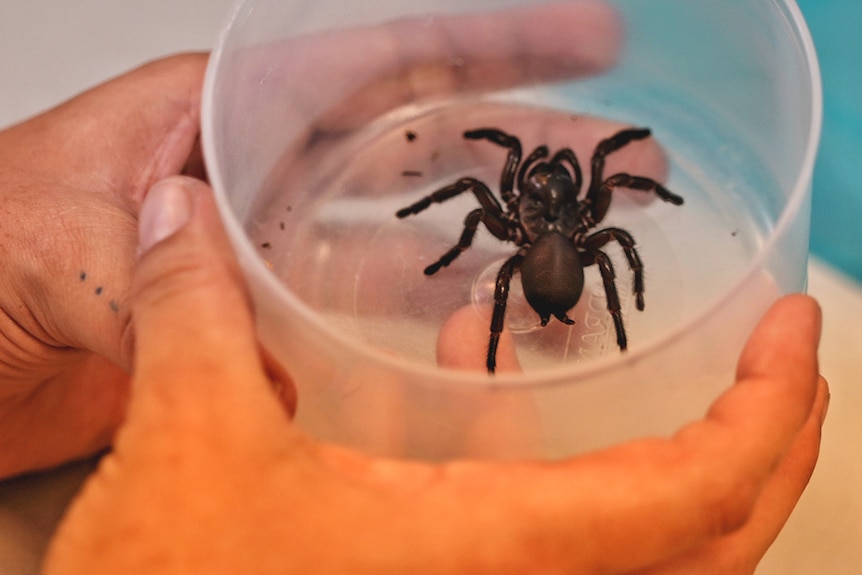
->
xmin=138 ymin=179 xmax=192 ymax=255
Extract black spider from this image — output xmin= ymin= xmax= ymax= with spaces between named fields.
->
xmin=396 ymin=127 xmax=684 ymax=373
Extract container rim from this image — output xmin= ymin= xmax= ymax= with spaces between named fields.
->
xmin=201 ymin=0 xmax=823 ymax=390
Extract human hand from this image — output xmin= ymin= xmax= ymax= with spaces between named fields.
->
xmin=0 ymin=54 xmax=208 ymax=477
xmin=0 ymin=1 xmax=623 ymax=479
xmin=44 ymin=176 xmax=827 ymax=575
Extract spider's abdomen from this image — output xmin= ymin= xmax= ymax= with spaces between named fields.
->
xmin=520 ymin=232 xmax=584 ymax=325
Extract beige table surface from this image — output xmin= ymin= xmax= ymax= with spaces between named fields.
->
xmin=2 ymin=2 xmax=860 ymax=573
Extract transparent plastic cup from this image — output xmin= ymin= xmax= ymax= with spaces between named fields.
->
xmin=202 ymin=0 xmax=821 ymax=460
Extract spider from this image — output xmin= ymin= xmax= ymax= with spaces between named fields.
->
xmin=396 ymin=127 xmax=684 ymax=373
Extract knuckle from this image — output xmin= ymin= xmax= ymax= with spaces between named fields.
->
xmin=701 ymin=473 xmax=761 ymax=535
xmin=132 ymin=233 xmax=248 ymax=314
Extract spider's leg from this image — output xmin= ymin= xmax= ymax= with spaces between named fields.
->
xmin=550 ymin=148 xmax=584 ymax=196
xmin=425 ymin=209 xmax=482 ymax=275
xmin=424 ymin=199 xmax=513 ymax=275
xmin=396 ymin=177 xmax=503 ymax=219
xmin=464 ymin=128 xmax=522 ymax=206
xmin=487 ymin=252 xmax=525 ymax=374
xmin=517 ymin=145 xmax=549 ymax=192
xmin=582 ymin=227 xmax=645 ymax=310
xmin=589 ymin=128 xmax=652 ymax=185
xmin=582 ymin=249 xmax=627 ymax=351
xmin=608 ymin=173 xmax=683 ymax=204
xmin=584 ymin=127 xmax=652 ymax=223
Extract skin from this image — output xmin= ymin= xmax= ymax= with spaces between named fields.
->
xmin=43 ymin=176 xmax=827 ymax=575
xmin=0 ymin=53 xmax=206 ymax=477
xmin=0 ymin=0 xmax=633 ymax=479
xmin=0 ymin=2 xmax=827 ymax=572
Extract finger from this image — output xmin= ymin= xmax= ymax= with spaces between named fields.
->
xmin=0 ymin=54 xmax=208 ymax=370
xmin=703 ymin=295 xmax=822 ymax=469
xmin=735 ymin=294 xmax=821 ymax=385
xmin=128 ymin=176 xmax=291 ymax=429
xmin=718 ymin=374 xmax=828 ymax=568
xmin=436 ymin=304 xmax=521 ymax=373
xmin=628 ymin=375 xmax=829 ymax=575
xmin=231 ymin=1 xmax=622 ymax=139
xmin=427 ymin=295 xmax=822 ymax=573
xmin=738 ymin=375 xmax=829 ymax=553
xmin=312 ymin=0 xmax=623 ymax=130
xmin=306 ymin=104 xmax=669 ymax=221
xmin=3 ymin=53 xmax=207 ymax=208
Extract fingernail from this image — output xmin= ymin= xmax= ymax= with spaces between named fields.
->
xmin=138 ymin=179 xmax=192 ymax=255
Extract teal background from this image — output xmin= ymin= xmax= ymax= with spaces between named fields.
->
xmin=798 ymin=0 xmax=862 ymax=282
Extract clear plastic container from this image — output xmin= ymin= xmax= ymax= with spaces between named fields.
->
xmin=202 ymin=0 xmax=822 ymax=460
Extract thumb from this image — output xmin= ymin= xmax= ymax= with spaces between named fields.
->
xmin=129 ymin=176 xmax=292 ymax=421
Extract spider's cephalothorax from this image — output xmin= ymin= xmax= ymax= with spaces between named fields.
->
xmin=396 ymin=127 xmax=684 ymax=373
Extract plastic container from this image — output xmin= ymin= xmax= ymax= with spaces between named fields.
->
xmin=202 ymin=0 xmax=821 ymax=460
